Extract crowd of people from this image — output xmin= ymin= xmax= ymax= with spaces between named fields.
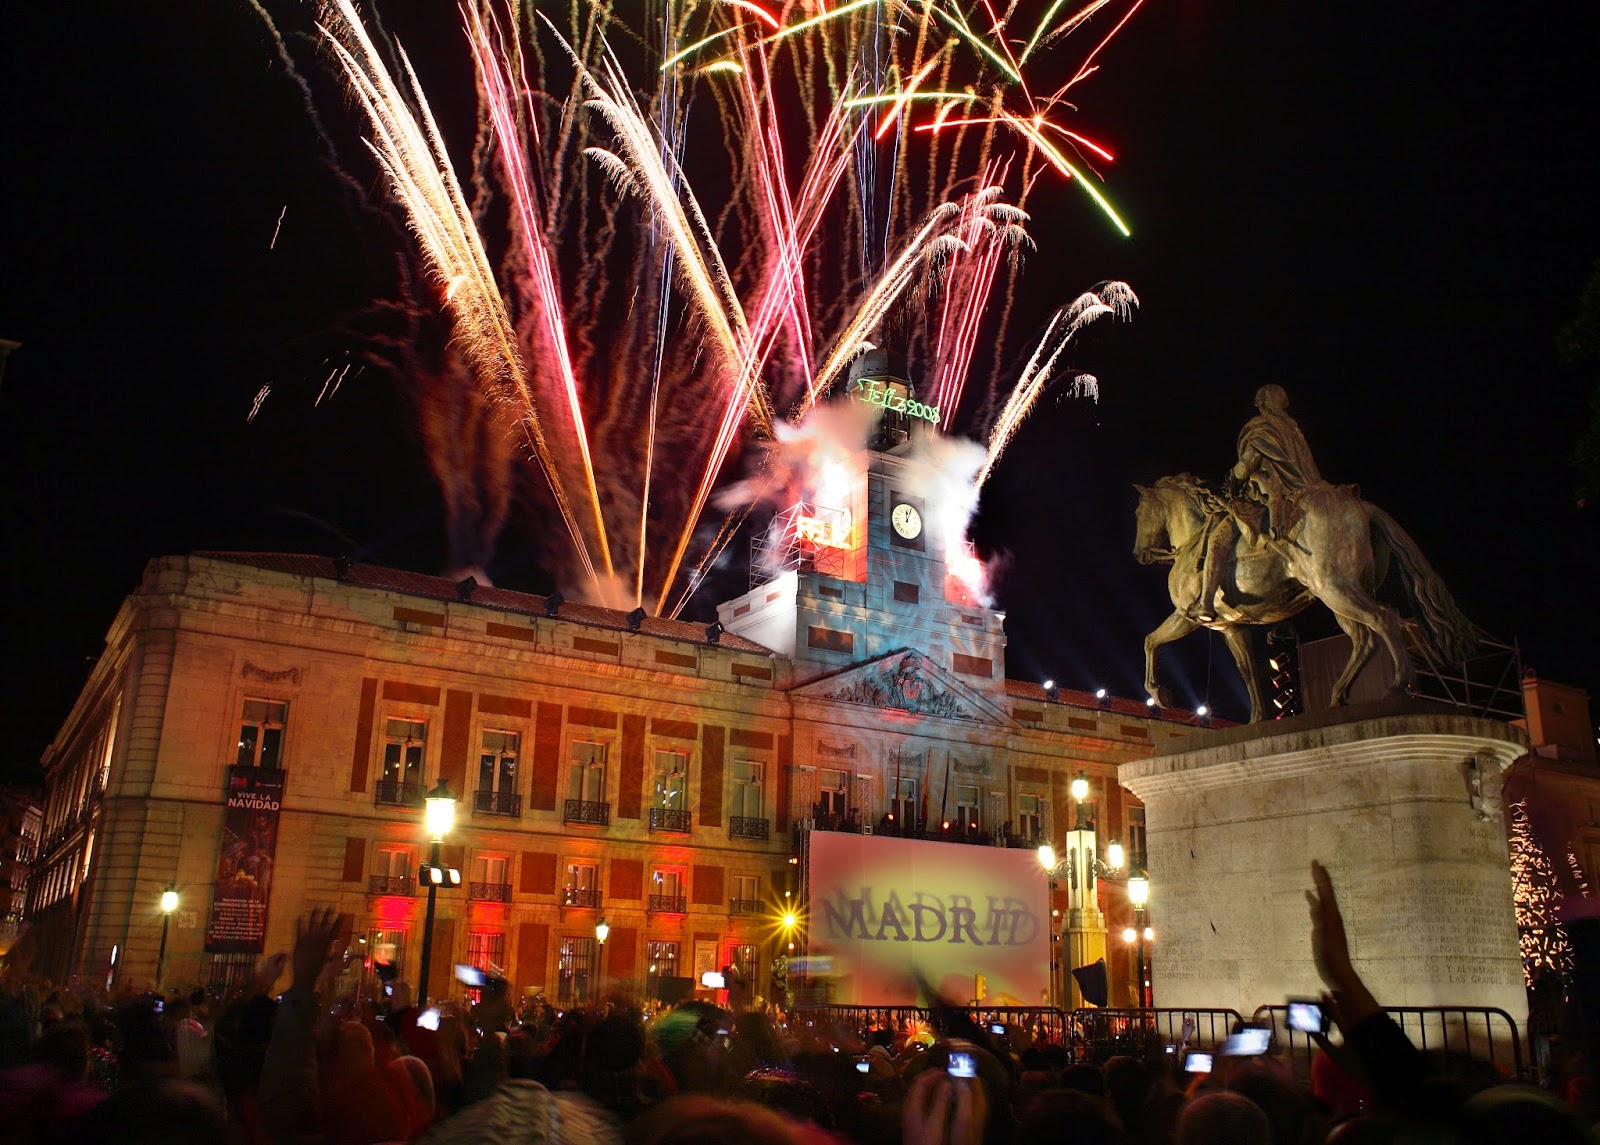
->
xmin=1 ymin=864 xmax=1594 ymax=1144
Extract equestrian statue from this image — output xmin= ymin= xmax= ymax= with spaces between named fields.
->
xmin=1133 ymin=385 xmax=1478 ymax=723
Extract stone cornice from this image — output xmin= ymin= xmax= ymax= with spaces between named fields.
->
xmin=1120 ymin=707 xmax=1528 ymax=800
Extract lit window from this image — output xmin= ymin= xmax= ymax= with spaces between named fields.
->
xmin=568 ymin=742 xmax=606 ymax=803
xmin=382 ymin=719 xmax=427 ymax=787
xmin=654 ymin=751 xmax=687 ymax=810
xmin=731 ymin=761 xmax=763 ymax=818
xmin=479 ymin=730 xmax=519 ymax=795
xmin=237 ymin=700 xmax=288 ymax=768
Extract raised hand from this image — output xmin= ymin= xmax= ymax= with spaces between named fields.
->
xmin=291 ymin=907 xmax=349 ymax=993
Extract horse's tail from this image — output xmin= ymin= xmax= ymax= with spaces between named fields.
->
xmin=1368 ymin=504 xmax=1479 ymax=664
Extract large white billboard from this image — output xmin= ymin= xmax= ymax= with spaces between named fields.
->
xmin=806 ymin=831 xmax=1051 ymax=1006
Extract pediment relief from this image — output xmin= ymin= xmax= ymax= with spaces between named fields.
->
xmin=795 ymin=649 xmax=1011 ymax=725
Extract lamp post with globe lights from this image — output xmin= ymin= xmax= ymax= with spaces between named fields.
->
xmin=156 ymin=885 xmax=178 ymax=990
xmin=594 ymin=918 xmax=609 ymax=999
xmin=1124 ymin=871 xmax=1153 ymax=1007
xmin=1037 ymin=771 xmax=1124 ymax=1007
xmin=417 ymin=779 xmax=459 ymax=1002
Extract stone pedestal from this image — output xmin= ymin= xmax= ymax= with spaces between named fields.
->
xmin=1118 ymin=700 xmax=1527 ymax=1024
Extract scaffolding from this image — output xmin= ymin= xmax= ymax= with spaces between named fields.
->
xmin=750 ymin=502 xmax=851 ymax=589
xmin=1404 ymin=624 xmax=1525 ymax=721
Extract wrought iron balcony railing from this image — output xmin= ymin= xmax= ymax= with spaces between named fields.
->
xmin=563 ymin=886 xmax=603 ymax=909
xmin=375 ymin=779 xmax=425 ymax=809
xmin=648 ymin=894 xmax=687 ymax=914
xmin=729 ymin=898 xmax=763 ymax=915
xmin=473 ymin=789 xmax=521 ymax=817
xmin=728 ymin=816 xmax=770 ymax=841
xmin=469 ymin=881 xmax=513 ymax=903
xmin=564 ymin=799 xmax=610 ymax=826
xmin=368 ymin=874 xmax=415 ymax=896
xmin=649 ymin=807 xmax=692 ymax=834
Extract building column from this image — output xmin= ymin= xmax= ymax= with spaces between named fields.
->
xmin=1065 ymin=903 xmax=1107 ymax=1009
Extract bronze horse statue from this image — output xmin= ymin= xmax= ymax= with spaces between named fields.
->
xmin=1133 ymin=474 xmax=1477 ymax=722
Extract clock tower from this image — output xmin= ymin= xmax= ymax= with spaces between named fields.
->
xmin=716 ymin=355 xmax=1008 ymax=702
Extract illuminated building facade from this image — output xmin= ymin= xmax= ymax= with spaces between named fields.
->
xmin=26 ymin=436 xmax=1206 ymax=1006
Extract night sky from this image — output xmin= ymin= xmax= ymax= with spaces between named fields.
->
xmin=3 ymin=2 xmax=1598 ymax=781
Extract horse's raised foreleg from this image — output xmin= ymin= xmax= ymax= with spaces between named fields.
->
xmin=1219 ymin=625 xmax=1267 ymax=723
xmin=1144 ymin=611 xmax=1200 ymax=709
xmin=1317 ymin=583 xmax=1415 ymax=699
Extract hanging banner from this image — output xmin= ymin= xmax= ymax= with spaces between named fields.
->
xmin=204 ymin=765 xmax=286 ymax=953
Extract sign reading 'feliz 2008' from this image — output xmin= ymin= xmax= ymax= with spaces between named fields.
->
xmin=850 ymin=377 xmax=940 ymax=425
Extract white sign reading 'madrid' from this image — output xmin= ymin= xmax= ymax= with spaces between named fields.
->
xmin=850 ymin=377 xmax=940 ymax=424
xmin=806 ymin=831 xmax=1050 ymax=1006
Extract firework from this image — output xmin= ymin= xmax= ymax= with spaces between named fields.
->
xmin=264 ymin=0 xmax=1146 ymax=609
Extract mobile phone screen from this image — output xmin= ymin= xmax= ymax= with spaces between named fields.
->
xmin=1221 ymin=1028 xmax=1270 ymax=1056
xmin=947 ymin=1052 xmax=977 ymax=1078
xmin=417 ymin=1007 xmax=441 ymax=1031
xmin=1185 ymin=1052 xmax=1213 ymax=1073
xmin=856 ymin=1059 xmax=870 ymax=1074
xmin=1287 ymin=1002 xmax=1325 ymax=1033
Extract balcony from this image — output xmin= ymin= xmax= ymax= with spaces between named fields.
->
xmin=375 ymin=779 xmax=425 ymax=809
xmin=729 ymin=898 xmax=763 ymax=915
xmin=369 ymin=874 xmax=415 ymax=896
xmin=473 ymin=789 xmax=521 ymax=817
xmin=564 ymin=799 xmax=610 ymax=826
xmin=649 ymin=807 xmax=692 ymax=834
xmin=563 ymin=886 xmax=603 ymax=910
xmin=648 ymin=894 xmax=687 ymax=914
xmin=729 ymin=816 xmax=769 ymax=841
xmin=469 ymin=881 xmax=513 ymax=903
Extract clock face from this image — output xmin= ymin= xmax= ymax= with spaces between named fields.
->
xmin=891 ymin=502 xmax=923 ymax=540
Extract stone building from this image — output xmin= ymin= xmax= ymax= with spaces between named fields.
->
xmin=25 ymin=443 xmax=1206 ymax=1005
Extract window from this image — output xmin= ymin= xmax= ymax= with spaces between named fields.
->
xmin=479 ymin=731 xmax=519 ymax=795
xmin=568 ymin=742 xmax=607 ymax=803
xmin=646 ymin=940 xmax=680 ymax=998
xmin=237 ymin=700 xmax=288 ymax=768
xmin=466 ymin=930 xmax=506 ymax=975
xmin=955 ymin=784 xmax=980 ymax=832
xmin=472 ymin=855 xmax=508 ymax=885
xmin=730 ymin=761 xmax=763 ymax=818
xmin=1018 ymin=793 xmax=1042 ymax=842
xmin=653 ymin=751 xmax=688 ymax=810
xmin=651 ymin=868 xmax=686 ymax=912
xmin=382 ymin=719 xmax=427 ymax=787
xmin=558 ymin=936 xmax=596 ymax=1004
xmin=565 ymin=860 xmax=601 ymax=908
xmin=731 ymin=874 xmax=760 ymax=913
xmin=728 ymin=943 xmax=757 ymax=984
xmin=889 ymin=777 xmax=917 ymax=827
xmin=372 ymin=847 xmax=414 ymax=895
xmin=1127 ymin=805 xmax=1147 ymax=867
xmin=819 ymin=769 xmax=849 ymax=816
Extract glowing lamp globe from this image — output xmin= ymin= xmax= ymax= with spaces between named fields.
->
xmin=1037 ymin=844 xmax=1057 ymax=872
xmin=1106 ymin=839 xmax=1125 ymax=871
xmin=424 ymin=779 xmax=457 ymax=839
xmin=595 ymin=918 xmax=610 ymax=945
xmin=1123 ymin=927 xmax=1137 ymax=943
xmin=160 ymin=888 xmax=179 ymax=914
xmin=782 ymin=912 xmax=798 ymax=929
xmin=1070 ymin=773 xmax=1090 ymax=802
xmin=1128 ymin=873 xmax=1150 ymax=907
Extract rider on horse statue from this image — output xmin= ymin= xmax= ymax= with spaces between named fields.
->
xmin=1189 ymin=384 xmax=1323 ymax=623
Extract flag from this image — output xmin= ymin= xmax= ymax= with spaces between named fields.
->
xmin=1072 ymin=959 xmax=1109 ymax=1008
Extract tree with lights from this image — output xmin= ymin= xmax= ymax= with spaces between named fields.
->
xmin=1509 ymin=800 xmax=1571 ymax=988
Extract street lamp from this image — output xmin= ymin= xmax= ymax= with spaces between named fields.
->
xmin=594 ymin=918 xmax=609 ymax=999
xmin=417 ymin=778 xmax=457 ymax=1002
xmin=156 ymin=885 xmax=178 ymax=990
xmin=1126 ymin=871 xmax=1151 ymax=1007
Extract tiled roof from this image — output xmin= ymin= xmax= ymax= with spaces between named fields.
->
xmin=190 ymin=552 xmax=773 ymax=654
xmin=1004 ymin=678 xmax=1225 ymax=727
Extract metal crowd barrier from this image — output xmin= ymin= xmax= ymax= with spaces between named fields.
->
xmin=1253 ymin=1004 xmax=1526 ymax=1081
xmin=794 ymin=1004 xmax=1071 ymax=1043
xmin=1068 ymin=1008 xmax=1246 ymax=1060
